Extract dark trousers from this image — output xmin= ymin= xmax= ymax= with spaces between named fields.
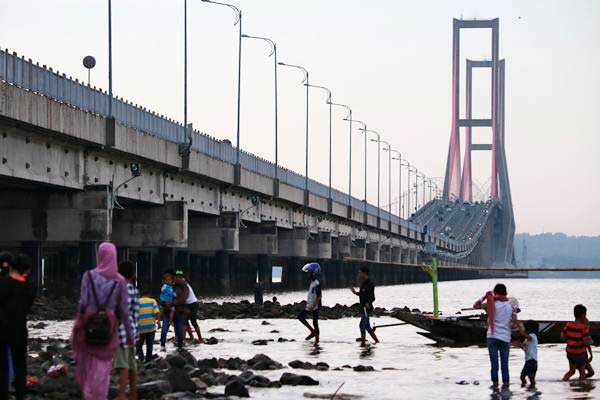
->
xmin=136 ymin=332 xmax=155 ymax=363
xmin=174 ymin=311 xmax=186 ymax=348
xmin=487 ymin=337 xmax=510 ymax=383
xmin=185 ymin=302 xmax=201 ymax=334
xmin=0 ymin=342 xmax=26 ymax=400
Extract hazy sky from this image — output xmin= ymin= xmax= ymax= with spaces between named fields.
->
xmin=1 ymin=0 xmax=598 ymax=236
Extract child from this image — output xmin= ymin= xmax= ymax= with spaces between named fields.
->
xmin=136 ymin=292 xmax=161 ymax=363
xmin=561 ymin=304 xmax=593 ymax=382
xmin=519 ymin=320 xmax=539 ymax=386
xmin=159 ymin=270 xmax=176 ymax=352
xmin=114 ymin=261 xmax=139 ymax=400
xmin=297 ymin=263 xmax=322 ymax=346
xmin=351 ymin=266 xmax=379 ymax=347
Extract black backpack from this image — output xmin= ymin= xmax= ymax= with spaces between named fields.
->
xmin=83 ymin=272 xmax=118 ymax=345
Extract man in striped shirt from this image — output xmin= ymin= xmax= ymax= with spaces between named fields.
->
xmin=136 ymin=293 xmax=161 ymax=363
xmin=562 ymin=304 xmax=593 ymax=382
xmin=115 ymin=261 xmax=140 ymax=400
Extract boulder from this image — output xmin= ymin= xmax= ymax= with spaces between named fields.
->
xmin=280 ymin=372 xmax=319 ymax=386
xmin=353 ymin=365 xmax=375 ymax=372
xmin=224 ymin=378 xmax=250 ymax=398
xmin=138 ymin=380 xmax=172 ymax=398
xmin=166 ymin=355 xmax=187 ymax=369
xmin=247 ymin=354 xmax=283 ymax=370
xmin=166 ymin=367 xmax=197 ymax=393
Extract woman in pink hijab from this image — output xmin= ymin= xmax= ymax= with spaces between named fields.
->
xmin=71 ymin=242 xmax=133 ymax=400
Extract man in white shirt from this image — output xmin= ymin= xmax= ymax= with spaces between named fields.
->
xmin=474 ymin=283 xmax=518 ymax=387
xmin=298 ymin=263 xmax=322 ymax=346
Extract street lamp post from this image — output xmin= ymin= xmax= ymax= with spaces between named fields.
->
xmin=408 ymin=165 xmax=418 ymax=217
xmin=330 ymin=103 xmax=352 ymax=207
xmin=346 ymin=119 xmax=367 ymax=218
xmin=402 ymin=160 xmax=411 ymax=219
xmin=278 ymin=62 xmax=309 ymax=193
xmin=201 ymin=0 xmax=242 ymax=169
xmin=240 ymin=35 xmax=278 ymax=183
xmin=389 ymin=150 xmax=402 ymax=218
xmin=381 ymin=141 xmax=392 ymax=229
xmin=108 ymin=0 xmax=113 ymax=118
xmin=306 ymin=84 xmax=333 ymax=207
xmin=362 ymin=129 xmax=381 ymax=226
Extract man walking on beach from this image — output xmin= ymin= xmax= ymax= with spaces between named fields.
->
xmin=298 ymin=263 xmax=322 ymax=346
xmin=351 ymin=266 xmax=379 ymax=347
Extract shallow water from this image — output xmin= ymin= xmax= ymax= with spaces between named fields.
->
xmin=31 ymin=279 xmax=600 ymax=399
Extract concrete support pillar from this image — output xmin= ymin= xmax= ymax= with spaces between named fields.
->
xmin=113 ymin=201 xmax=188 ymax=247
xmin=308 ymin=232 xmax=332 ymax=259
xmin=379 ymin=244 xmax=391 ymax=263
xmin=216 ymin=251 xmax=231 ymax=295
xmin=239 ymin=222 xmax=277 ymax=255
xmin=391 ymin=246 xmax=402 ymax=263
xmin=366 ymin=242 xmax=381 ymax=262
xmin=257 ymin=254 xmax=272 ymax=291
xmin=350 ymin=239 xmax=366 ymax=260
xmin=336 ymin=236 xmax=352 ymax=259
xmin=188 ymin=212 xmax=239 ymax=252
xmin=278 ymin=227 xmax=308 ymax=257
xmin=401 ymin=247 xmax=411 ymax=264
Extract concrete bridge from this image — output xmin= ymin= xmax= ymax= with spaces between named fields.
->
xmin=0 ymin=46 xmax=487 ymax=296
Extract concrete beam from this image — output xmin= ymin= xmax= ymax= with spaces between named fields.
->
xmin=112 ymin=201 xmax=188 ymax=247
xmin=188 ymin=212 xmax=239 ymax=252
xmin=0 ymin=186 xmax=111 ymax=242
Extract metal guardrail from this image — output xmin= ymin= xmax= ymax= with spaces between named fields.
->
xmin=0 ymin=46 xmax=429 ymax=232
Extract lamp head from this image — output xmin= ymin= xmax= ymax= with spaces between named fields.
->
xmin=241 ymin=34 xmax=249 ymax=38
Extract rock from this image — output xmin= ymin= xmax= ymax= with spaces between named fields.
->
xmin=138 ymin=380 xmax=172 ymax=398
xmin=316 ymin=362 xmax=329 ymax=371
xmin=31 ymin=322 xmax=48 ymax=329
xmin=277 ymin=337 xmax=295 ymax=342
xmin=455 ymin=380 xmax=469 ymax=385
xmin=261 ymin=321 xmax=271 ymax=325
xmin=197 ymin=358 xmax=219 ymax=369
xmin=200 ymin=373 xmax=218 ymax=387
xmin=208 ymin=327 xmax=230 ymax=332
xmin=269 ymin=329 xmax=280 ymax=333
xmin=238 ymin=370 xmax=255 ymax=383
xmin=224 ymin=378 xmax=250 ymax=398
xmin=161 ymin=393 xmax=201 ymax=400
xmin=177 ymin=349 xmax=197 ymax=366
xmin=353 ymin=365 xmax=375 ymax=372
xmin=224 ymin=357 xmax=245 ymax=370
xmin=280 ymin=372 xmax=319 ymax=386
xmin=166 ymin=355 xmax=187 ymax=369
xmin=191 ymin=377 xmax=208 ymax=391
xmin=248 ymin=375 xmax=271 ymax=388
xmin=204 ymin=337 xmax=219 ymax=345
xmin=166 ymin=367 xmax=197 ymax=392
xmin=252 ymin=339 xmax=268 ymax=346
xmin=268 ymin=381 xmax=282 ymax=388
xmin=247 ymin=354 xmax=283 ymax=370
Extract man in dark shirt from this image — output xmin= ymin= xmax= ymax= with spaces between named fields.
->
xmin=0 ymin=254 xmax=36 ymax=400
xmin=351 ymin=266 xmax=379 ymax=347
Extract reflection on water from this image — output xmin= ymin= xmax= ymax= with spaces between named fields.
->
xmin=30 ymin=279 xmax=599 ymax=399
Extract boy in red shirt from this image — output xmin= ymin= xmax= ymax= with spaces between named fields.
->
xmin=561 ymin=304 xmax=593 ymax=382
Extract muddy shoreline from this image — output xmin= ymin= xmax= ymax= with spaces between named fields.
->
xmin=25 ymin=336 xmax=375 ymax=399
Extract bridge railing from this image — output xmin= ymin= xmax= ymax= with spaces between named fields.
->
xmin=0 ymin=47 xmax=426 ymax=233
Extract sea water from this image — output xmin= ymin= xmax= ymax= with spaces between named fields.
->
xmin=31 ymin=279 xmax=600 ymax=399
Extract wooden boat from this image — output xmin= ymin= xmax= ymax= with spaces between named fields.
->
xmin=391 ymin=309 xmax=600 ymax=346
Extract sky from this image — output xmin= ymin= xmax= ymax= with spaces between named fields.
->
xmin=0 ymin=0 xmax=598 ymax=236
